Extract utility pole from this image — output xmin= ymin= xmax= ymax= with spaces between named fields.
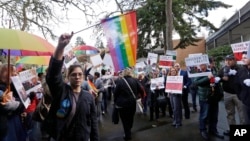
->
xmin=165 ymin=0 xmax=173 ymax=53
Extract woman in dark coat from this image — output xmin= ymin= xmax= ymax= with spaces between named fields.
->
xmin=114 ymin=68 xmax=144 ymax=141
xmin=45 ymin=33 xmax=99 ymax=141
xmin=0 ymin=64 xmax=26 ymax=141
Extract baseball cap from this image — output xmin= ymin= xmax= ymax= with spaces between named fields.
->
xmin=225 ymin=55 xmax=235 ymax=60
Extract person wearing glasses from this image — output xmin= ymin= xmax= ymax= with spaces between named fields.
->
xmin=45 ymin=33 xmax=99 ymax=141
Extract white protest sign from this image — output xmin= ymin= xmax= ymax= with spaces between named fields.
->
xmin=11 ymin=76 xmax=30 ymax=108
xmin=159 ymin=55 xmax=174 ymax=68
xmin=166 ymin=50 xmax=177 ymax=60
xmin=11 ymin=69 xmax=42 ymax=108
xmin=185 ymin=54 xmax=211 ymax=77
xmin=103 ymin=53 xmax=114 ymax=70
xmin=188 ymin=53 xmax=202 ymax=57
xmin=90 ymin=54 xmax=103 ymax=67
xmin=147 ymin=52 xmax=158 ymax=66
xmin=231 ymin=41 xmax=250 ymax=64
xmin=150 ymin=77 xmax=164 ymax=90
xmin=165 ymin=76 xmax=183 ymax=94
xmin=64 ymin=44 xmax=79 ymax=68
xmin=135 ymin=62 xmax=146 ymax=74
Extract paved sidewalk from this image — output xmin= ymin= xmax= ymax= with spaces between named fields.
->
xmin=99 ymin=96 xmax=233 ymax=141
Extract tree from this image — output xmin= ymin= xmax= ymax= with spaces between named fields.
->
xmin=165 ymin=0 xmax=173 ymax=51
xmin=75 ymin=36 xmax=86 ymax=46
xmin=0 ymin=0 xmax=102 ymax=39
xmin=207 ymin=45 xmax=233 ymax=68
xmin=135 ymin=0 xmax=231 ymax=57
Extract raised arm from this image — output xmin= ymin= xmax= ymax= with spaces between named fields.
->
xmin=53 ymin=33 xmax=73 ymax=60
xmin=46 ymin=33 xmax=73 ymax=98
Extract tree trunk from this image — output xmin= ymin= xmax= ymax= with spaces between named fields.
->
xmin=165 ymin=0 xmax=173 ymax=52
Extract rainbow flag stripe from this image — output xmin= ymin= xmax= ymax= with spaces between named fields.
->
xmin=88 ymin=80 xmax=98 ymax=94
xmin=101 ymin=11 xmax=137 ymax=72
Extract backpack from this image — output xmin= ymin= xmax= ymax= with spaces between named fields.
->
xmin=32 ymin=80 xmax=52 ymax=122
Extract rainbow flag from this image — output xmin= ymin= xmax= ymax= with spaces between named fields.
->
xmin=101 ymin=11 xmax=137 ymax=72
xmin=88 ymin=80 xmax=98 ymax=94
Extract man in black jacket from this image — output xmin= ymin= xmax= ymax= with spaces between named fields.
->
xmin=218 ymin=55 xmax=245 ymax=135
xmin=235 ymin=52 xmax=250 ymax=124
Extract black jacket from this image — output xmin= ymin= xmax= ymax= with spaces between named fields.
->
xmin=114 ymin=76 xmax=143 ymax=108
xmin=218 ymin=65 xmax=239 ymax=94
xmin=235 ymin=65 xmax=250 ymax=107
xmin=45 ymin=57 xmax=99 ymax=141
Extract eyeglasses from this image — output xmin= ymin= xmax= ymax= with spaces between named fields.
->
xmin=70 ymin=73 xmax=83 ymax=77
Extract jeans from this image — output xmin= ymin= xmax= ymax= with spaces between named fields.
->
xmin=190 ymin=87 xmax=198 ymax=110
xmin=101 ymin=91 xmax=107 ymax=113
xmin=199 ymin=100 xmax=209 ymax=132
xmin=170 ymin=94 xmax=182 ymax=125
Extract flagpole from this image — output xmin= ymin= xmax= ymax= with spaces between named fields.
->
xmin=74 ymin=10 xmax=136 ymax=35
xmin=74 ymin=23 xmax=101 ymax=35
xmin=7 ymin=19 xmax=11 ymax=91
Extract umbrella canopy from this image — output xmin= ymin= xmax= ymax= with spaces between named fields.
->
xmin=16 ymin=56 xmax=50 ymax=65
xmin=36 ymin=66 xmax=48 ymax=73
xmin=1 ymin=49 xmax=54 ymax=56
xmin=74 ymin=45 xmax=98 ymax=51
xmin=0 ymin=28 xmax=55 ymax=52
xmin=0 ymin=28 xmax=55 ymax=90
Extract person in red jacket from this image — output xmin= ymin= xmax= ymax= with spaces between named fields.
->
xmin=23 ymin=92 xmax=39 ymax=132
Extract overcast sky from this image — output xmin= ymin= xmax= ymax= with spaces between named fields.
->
xmin=50 ymin=0 xmax=250 ymax=47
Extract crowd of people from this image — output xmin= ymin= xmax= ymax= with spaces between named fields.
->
xmin=0 ymin=33 xmax=250 ymax=141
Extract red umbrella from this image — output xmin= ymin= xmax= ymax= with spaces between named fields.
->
xmin=74 ymin=45 xmax=98 ymax=51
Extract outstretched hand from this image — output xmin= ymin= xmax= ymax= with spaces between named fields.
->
xmin=57 ymin=32 xmax=73 ymax=49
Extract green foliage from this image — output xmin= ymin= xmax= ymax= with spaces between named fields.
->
xmin=75 ymin=36 xmax=86 ymax=46
xmin=207 ymin=45 xmax=233 ymax=67
xmin=136 ymin=0 xmax=231 ymax=58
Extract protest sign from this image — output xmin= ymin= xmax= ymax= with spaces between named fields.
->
xmin=11 ymin=76 xmax=30 ymax=108
xmin=185 ymin=54 xmax=211 ymax=77
xmin=103 ymin=53 xmax=114 ymax=70
xmin=165 ymin=76 xmax=183 ymax=94
xmin=188 ymin=53 xmax=202 ymax=57
xmin=150 ymin=77 xmax=164 ymax=90
xmin=11 ymin=69 xmax=42 ymax=108
xmin=166 ymin=50 xmax=177 ymax=60
xmin=147 ymin=52 xmax=158 ymax=67
xmin=231 ymin=41 xmax=250 ymax=64
xmin=64 ymin=44 xmax=78 ymax=68
xmin=135 ymin=62 xmax=146 ymax=74
xmin=90 ymin=54 xmax=103 ymax=67
xmin=159 ymin=55 xmax=174 ymax=68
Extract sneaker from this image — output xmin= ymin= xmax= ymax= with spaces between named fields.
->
xmin=200 ymin=131 xmax=209 ymax=141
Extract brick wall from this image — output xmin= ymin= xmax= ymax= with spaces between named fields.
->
xmin=174 ymin=38 xmax=206 ymax=69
